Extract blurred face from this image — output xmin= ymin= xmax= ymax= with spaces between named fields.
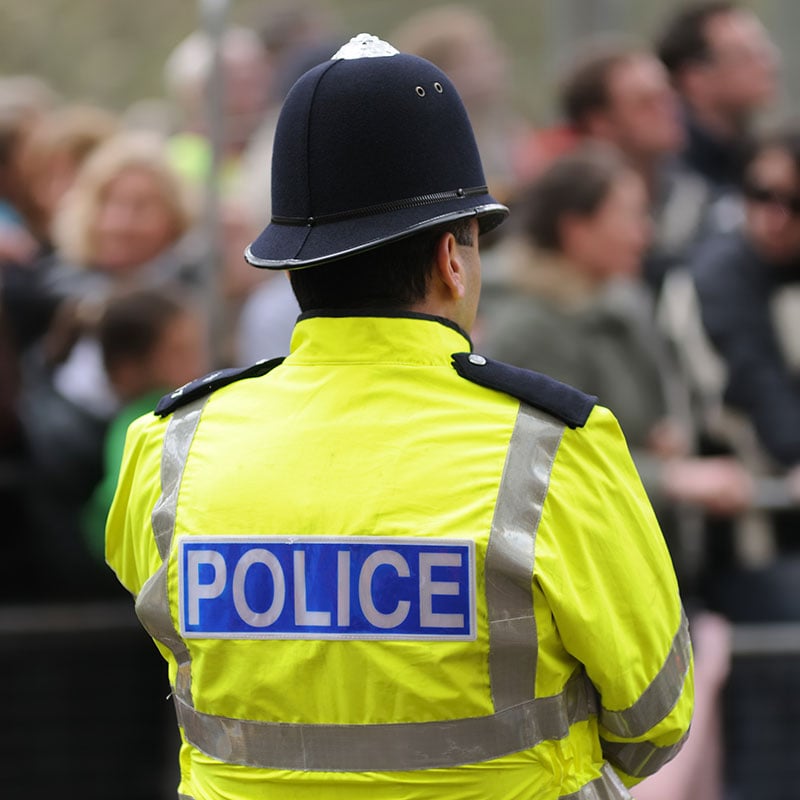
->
xmin=700 ymin=10 xmax=778 ymax=119
xmin=603 ymin=55 xmax=684 ymax=159
xmin=744 ymin=146 xmax=800 ymax=263
xmin=563 ymin=171 xmax=651 ymax=279
xmin=149 ymin=311 xmax=209 ymax=390
xmin=91 ymin=167 xmax=180 ymax=273
xmin=444 ymin=29 xmax=509 ymax=112
xmin=222 ymin=46 xmax=271 ymax=147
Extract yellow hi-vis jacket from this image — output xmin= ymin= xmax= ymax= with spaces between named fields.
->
xmin=107 ymin=313 xmax=693 ymax=800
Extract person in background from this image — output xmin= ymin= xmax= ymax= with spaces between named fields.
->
xmin=688 ymin=125 xmax=800 ymax=800
xmin=234 ymin=3 xmax=343 ymax=365
xmin=15 ymin=104 xmax=119 ymax=248
xmin=18 ymin=131 xmax=199 ymax=599
xmin=164 ymin=25 xmax=277 ymax=360
xmin=554 ymin=41 xmax=709 ymax=293
xmin=83 ymin=288 xmax=207 ymax=558
xmin=656 ymin=1 xmax=779 ymax=232
xmin=691 ymin=128 xmax=800 ymax=599
xmin=0 ymin=75 xmax=57 ymax=264
xmin=107 ymin=35 xmax=691 ymax=799
xmin=478 ymin=143 xmax=753 ymax=584
xmin=2 ymin=104 xmax=119 ymax=354
xmin=479 ymin=143 xmax=742 ymax=800
xmin=391 ymin=4 xmax=531 ymax=205
xmin=163 ymin=25 xmax=271 ymax=193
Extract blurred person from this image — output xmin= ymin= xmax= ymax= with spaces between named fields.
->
xmin=0 ymin=75 xmax=58 ymax=262
xmin=556 ymin=41 xmax=712 ymax=292
xmin=478 ymin=144 xmax=754 ymax=584
xmin=165 ymin=25 xmax=280 ymax=357
xmin=559 ymin=42 xmax=684 ymax=194
xmin=164 ymin=25 xmax=271 ymax=192
xmin=1 ymin=104 xmax=119 ymax=355
xmin=391 ymin=4 xmax=531 ymax=204
xmin=0 ymin=77 xmax=61 ymax=596
xmin=692 ymin=128 xmax=800 ymax=574
xmin=83 ymin=288 xmax=207 ymax=558
xmin=235 ymin=4 xmax=343 ymax=365
xmin=689 ymin=127 xmax=800 ymax=799
xmin=18 ymin=131 xmax=199 ymax=599
xmin=15 ymin=104 xmax=119 ymax=247
xmin=657 ymin=1 xmax=779 ymax=229
xmin=107 ymin=35 xmax=692 ymax=798
xmin=254 ymin=0 xmax=340 ymax=81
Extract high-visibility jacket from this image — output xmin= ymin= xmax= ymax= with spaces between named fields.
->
xmin=107 ymin=313 xmax=693 ymax=800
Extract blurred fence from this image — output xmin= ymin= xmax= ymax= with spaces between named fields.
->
xmin=0 ymin=602 xmax=178 ymax=799
xmin=1 ymin=601 xmax=800 ymax=798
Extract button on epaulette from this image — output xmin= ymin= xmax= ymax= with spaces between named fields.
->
xmin=155 ymin=357 xmax=285 ymax=417
xmin=451 ymin=352 xmax=596 ymax=429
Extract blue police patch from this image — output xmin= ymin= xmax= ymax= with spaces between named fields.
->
xmin=178 ymin=536 xmax=477 ymax=641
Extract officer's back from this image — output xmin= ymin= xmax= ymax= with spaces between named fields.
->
xmin=107 ymin=34 xmax=692 ymax=800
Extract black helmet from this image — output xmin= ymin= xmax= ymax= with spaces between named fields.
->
xmin=245 ymin=33 xmax=508 ymax=270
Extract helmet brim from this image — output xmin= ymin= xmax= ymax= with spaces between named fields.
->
xmin=245 ymin=197 xmax=509 ymax=270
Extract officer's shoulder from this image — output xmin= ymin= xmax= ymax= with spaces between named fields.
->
xmin=451 ymin=352 xmax=597 ymax=429
xmin=154 ymin=357 xmax=285 ymax=418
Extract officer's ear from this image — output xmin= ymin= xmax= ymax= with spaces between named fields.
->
xmin=432 ymin=230 xmax=467 ymax=301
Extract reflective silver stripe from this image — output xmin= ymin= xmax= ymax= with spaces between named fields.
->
xmin=486 ymin=403 xmax=564 ymax=711
xmin=601 ymin=727 xmax=689 ymax=779
xmin=151 ymin=399 xmax=207 ymax=560
xmin=600 ymin=612 xmax=692 ymax=738
xmin=176 ymin=668 xmax=593 ymax=772
xmin=135 ymin=397 xmax=209 ymax=707
xmin=561 ymin=764 xmax=632 ymax=800
xmin=178 ymin=795 xmax=195 ymax=800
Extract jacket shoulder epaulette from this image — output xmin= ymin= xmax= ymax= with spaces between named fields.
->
xmin=451 ymin=352 xmax=596 ymax=429
xmin=154 ymin=357 xmax=285 ymax=418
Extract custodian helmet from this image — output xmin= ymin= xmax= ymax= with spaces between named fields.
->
xmin=245 ymin=34 xmax=508 ymax=270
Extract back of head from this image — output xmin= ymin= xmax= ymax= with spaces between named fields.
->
xmin=99 ymin=288 xmax=185 ymax=374
xmin=99 ymin=287 xmax=205 ymax=400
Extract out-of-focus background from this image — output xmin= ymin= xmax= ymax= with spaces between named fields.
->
xmin=2 ymin=1 xmax=800 ymax=798
xmin=3 ymin=0 xmax=800 ymax=120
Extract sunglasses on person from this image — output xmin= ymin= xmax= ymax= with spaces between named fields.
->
xmin=743 ymin=181 xmax=800 ymax=215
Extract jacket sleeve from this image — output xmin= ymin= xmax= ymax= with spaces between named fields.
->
xmin=536 ymin=405 xmax=694 ymax=787
xmin=105 ymin=412 xmax=169 ymax=597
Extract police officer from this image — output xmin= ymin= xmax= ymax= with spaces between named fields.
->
xmin=107 ymin=34 xmax=693 ymax=800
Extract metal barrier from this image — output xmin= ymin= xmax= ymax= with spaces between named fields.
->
xmin=0 ymin=601 xmax=178 ymax=800
xmin=2 ymin=602 xmax=799 ymax=798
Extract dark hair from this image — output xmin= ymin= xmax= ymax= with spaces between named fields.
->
xmin=518 ymin=143 xmax=631 ymax=251
xmin=98 ymin=288 xmax=188 ymax=373
xmin=289 ymin=218 xmax=475 ymax=312
xmin=560 ymin=44 xmax=642 ymax=131
xmin=657 ymin=1 xmax=738 ymax=76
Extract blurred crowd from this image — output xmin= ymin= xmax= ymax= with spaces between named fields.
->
xmin=1 ymin=1 xmax=800 ymax=796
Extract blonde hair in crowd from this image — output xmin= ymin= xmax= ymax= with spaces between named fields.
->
xmin=53 ymin=132 xmax=195 ymax=267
